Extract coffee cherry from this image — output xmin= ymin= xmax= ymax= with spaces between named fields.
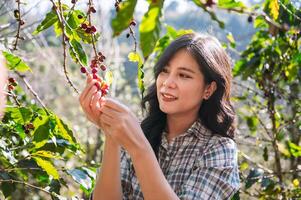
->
xmin=98 ymin=52 xmax=103 ymax=56
xmin=205 ymin=0 xmax=215 ymax=7
xmin=71 ymin=0 xmax=76 ymax=4
xmin=101 ymin=55 xmax=106 ymax=60
xmin=20 ymin=20 xmax=25 ymax=26
xmin=8 ymin=85 xmax=14 ymax=91
xmin=85 ymin=27 xmax=92 ymax=34
xmin=92 ymin=67 xmax=98 ymax=74
xmin=90 ymin=6 xmax=96 ymax=13
xmin=91 ymin=26 xmax=97 ymax=33
xmin=115 ymin=5 xmax=120 ymax=12
xmin=81 ymin=23 xmax=88 ymax=29
xmin=80 ymin=66 xmax=87 ymax=73
xmin=25 ymin=129 xmax=30 ymax=134
xmin=130 ymin=20 xmax=136 ymax=26
xmin=100 ymin=64 xmax=106 ymax=71
xmin=27 ymin=123 xmax=35 ymax=130
xmin=8 ymin=77 xmax=16 ymax=84
xmin=126 ymin=33 xmax=130 ymax=38
xmin=78 ymin=15 xmax=83 ymax=19
xmin=93 ymin=73 xmax=98 ymax=79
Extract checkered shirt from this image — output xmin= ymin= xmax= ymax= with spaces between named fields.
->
xmin=120 ymin=119 xmax=240 ymax=200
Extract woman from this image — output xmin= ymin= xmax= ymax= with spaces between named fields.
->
xmin=79 ymin=33 xmax=240 ymax=200
xmin=0 ymin=54 xmax=7 ymax=119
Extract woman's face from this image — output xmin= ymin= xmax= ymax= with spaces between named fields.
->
xmin=156 ymin=49 xmax=208 ymax=119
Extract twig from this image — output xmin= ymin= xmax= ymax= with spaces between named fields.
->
xmin=14 ymin=72 xmax=49 ymax=114
xmin=239 ymin=150 xmax=274 ymax=173
xmin=87 ymin=0 xmax=98 ymax=57
xmin=129 ymin=26 xmax=137 ymax=53
xmin=50 ymin=0 xmax=79 ymax=94
xmin=0 ymin=179 xmax=52 ymax=195
xmin=12 ymin=0 xmax=22 ymax=51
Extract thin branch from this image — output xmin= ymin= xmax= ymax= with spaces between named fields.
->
xmin=0 ymin=179 xmax=52 ymax=195
xmin=49 ymin=0 xmax=79 ymax=94
xmin=129 ymin=26 xmax=137 ymax=53
xmin=12 ymin=0 xmax=22 ymax=51
xmin=15 ymin=72 xmax=49 ymax=114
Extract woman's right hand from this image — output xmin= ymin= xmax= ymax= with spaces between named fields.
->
xmin=79 ymin=74 xmax=103 ymax=128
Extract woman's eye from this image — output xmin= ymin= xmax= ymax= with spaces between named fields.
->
xmin=161 ymin=68 xmax=168 ymax=73
xmin=180 ymin=73 xmax=191 ymax=78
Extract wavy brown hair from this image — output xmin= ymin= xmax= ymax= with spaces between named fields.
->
xmin=141 ymin=33 xmax=236 ymax=156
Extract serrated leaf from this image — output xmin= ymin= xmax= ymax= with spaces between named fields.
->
xmin=33 ymin=116 xmax=51 ymax=148
xmin=33 ymin=156 xmax=59 ymax=179
xmin=2 ymin=51 xmax=31 ymax=72
xmin=245 ymin=168 xmax=264 ymax=189
xmin=287 ymin=141 xmax=301 ymax=157
xmin=111 ymin=0 xmax=138 ymax=36
xmin=33 ymin=10 xmax=58 ymax=35
xmin=6 ymin=107 xmax=33 ymax=124
xmin=67 ymin=168 xmax=92 ymax=190
xmin=269 ymin=0 xmax=279 ymax=20
xmin=139 ymin=0 xmax=164 ymax=59
xmin=69 ymin=39 xmax=87 ymax=66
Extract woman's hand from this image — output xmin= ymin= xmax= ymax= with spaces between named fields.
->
xmin=96 ymin=98 xmax=150 ymax=155
xmin=79 ymin=74 xmax=103 ymax=128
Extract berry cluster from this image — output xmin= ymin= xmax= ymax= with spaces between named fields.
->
xmin=80 ymin=52 xmax=109 ymax=96
xmin=13 ymin=9 xmax=25 ymax=26
xmin=23 ymin=123 xmax=35 ymax=134
xmin=7 ymin=77 xmax=18 ymax=91
xmin=81 ymin=23 xmax=97 ymax=34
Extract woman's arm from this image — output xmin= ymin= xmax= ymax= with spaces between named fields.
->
xmin=92 ymin=137 xmax=122 ymax=200
xmin=130 ymin=142 xmax=180 ymax=200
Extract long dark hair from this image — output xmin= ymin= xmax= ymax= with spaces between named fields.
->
xmin=141 ymin=33 xmax=236 ymax=156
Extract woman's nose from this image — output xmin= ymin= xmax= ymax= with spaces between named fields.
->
xmin=163 ymin=75 xmax=176 ymax=88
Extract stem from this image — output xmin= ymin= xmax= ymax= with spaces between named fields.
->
xmin=15 ymin=72 xmax=49 ymax=114
xmin=49 ymin=0 xmax=79 ymax=94
xmin=0 ymin=179 xmax=53 ymax=195
xmin=12 ymin=0 xmax=21 ymax=51
xmin=87 ymin=0 xmax=98 ymax=57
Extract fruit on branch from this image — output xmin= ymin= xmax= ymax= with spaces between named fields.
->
xmin=81 ymin=23 xmax=88 ymax=29
xmin=78 ymin=15 xmax=83 ymax=19
xmin=80 ymin=66 xmax=87 ymax=74
xmin=130 ymin=20 xmax=136 ymax=26
xmin=204 ymin=0 xmax=215 ymax=7
xmin=89 ymin=6 xmax=96 ymax=13
xmin=71 ymin=0 xmax=76 ymax=4
xmin=114 ymin=2 xmax=120 ymax=12
xmin=126 ymin=33 xmax=130 ymax=38
xmin=13 ymin=10 xmax=20 ymax=19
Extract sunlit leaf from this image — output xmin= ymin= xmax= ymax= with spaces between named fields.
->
xmin=111 ymin=0 xmax=138 ymax=36
xmin=67 ymin=168 xmax=92 ymax=190
xmin=139 ymin=0 xmax=164 ymax=59
xmin=33 ymin=156 xmax=59 ymax=179
xmin=33 ymin=10 xmax=58 ymax=35
xmin=2 ymin=51 xmax=31 ymax=72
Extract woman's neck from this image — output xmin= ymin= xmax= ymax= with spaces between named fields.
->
xmin=166 ymin=114 xmax=198 ymax=141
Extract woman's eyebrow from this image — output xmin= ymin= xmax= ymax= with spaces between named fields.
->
xmin=178 ymin=67 xmax=196 ymax=74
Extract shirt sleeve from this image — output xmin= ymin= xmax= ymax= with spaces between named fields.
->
xmin=177 ymin=137 xmax=240 ymax=200
xmin=120 ymin=148 xmax=134 ymax=200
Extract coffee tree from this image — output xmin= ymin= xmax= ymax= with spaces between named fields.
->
xmin=0 ymin=0 xmax=300 ymax=199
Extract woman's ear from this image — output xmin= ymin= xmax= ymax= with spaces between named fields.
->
xmin=204 ymin=81 xmax=217 ymax=100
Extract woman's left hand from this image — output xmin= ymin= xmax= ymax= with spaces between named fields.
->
xmin=96 ymin=98 xmax=149 ymax=155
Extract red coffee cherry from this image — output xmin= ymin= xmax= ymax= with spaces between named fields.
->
xmin=91 ymin=26 xmax=97 ymax=33
xmin=90 ymin=6 xmax=96 ymax=13
xmin=80 ymin=66 xmax=87 ymax=73
xmin=81 ymin=23 xmax=88 ymax=29
xmin=92 ymin=67 xmax=98 ymax=74
xmin=100 ymin=64 xmax=106 ymax=71
xmin=130 ymin=20 xmax=136 ymax=26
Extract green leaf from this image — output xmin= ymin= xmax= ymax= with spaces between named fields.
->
xmin=287 ymin=141 xmax=301 ymax=157
xmin=5 ymin=107 xmax=33 ymax=124
xmin=2 ymin=51 xmax=31 ymax=72
xmin=246 ymin=116 xmax=258 ymax=134
xmin=139 ymin=0 xmax=164 ymax=59
xmin=245 ymin=168 xmax=264 ymax=189
xmin=218 ymin=0 xmax=246 ymax=9
xmin=33 ymin=156 xmax=59 ymax=179
xmin=128 ymin=52 xmax=145 ymax=96
xmin=69 ymin=39 xmax=87 ymax=66
xmin=226 ymin=32 xmax=236 ymax=48
xmin=67 ymin=168 xmax=92 ymax=190
xmin=269 ymin=0 xmax=279 ymax=20
xmin=111 ymin=0 xmax=138 ymax=36
xmin=33 ymin=116 xmax=51 ymax=148
xmin=240 ymin=161 xmax=249 ymax=171
xmin=55 ymin=116 xmax=76 ymax=144
xmin=31 ymin=150 xmax=61 ymax=159
xmin=33 ymin=10 xmax=58 ymax=35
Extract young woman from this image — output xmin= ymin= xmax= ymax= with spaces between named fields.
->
xmin=79 ymin=33 xmax=240 ymax=200
xmin=0 ymin=55 xmax=7 ymax=119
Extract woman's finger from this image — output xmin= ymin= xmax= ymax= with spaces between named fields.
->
xmin=99 ymin=104 xmax=120 ymax=118
xmin=79 ymin=79 xmax=98 ymax=103
xmin=102 ymin=98 xmax=127 ymax=112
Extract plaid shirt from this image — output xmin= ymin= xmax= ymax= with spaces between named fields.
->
xmin=120 ymin=119 xmax=240 ymax=200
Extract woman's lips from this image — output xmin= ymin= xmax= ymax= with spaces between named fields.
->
xmin=161 ymin=92 xmax=178 ymax=102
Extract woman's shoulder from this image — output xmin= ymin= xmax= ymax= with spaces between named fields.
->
xmin=198 ymin=134 xmax=238 ymax=167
